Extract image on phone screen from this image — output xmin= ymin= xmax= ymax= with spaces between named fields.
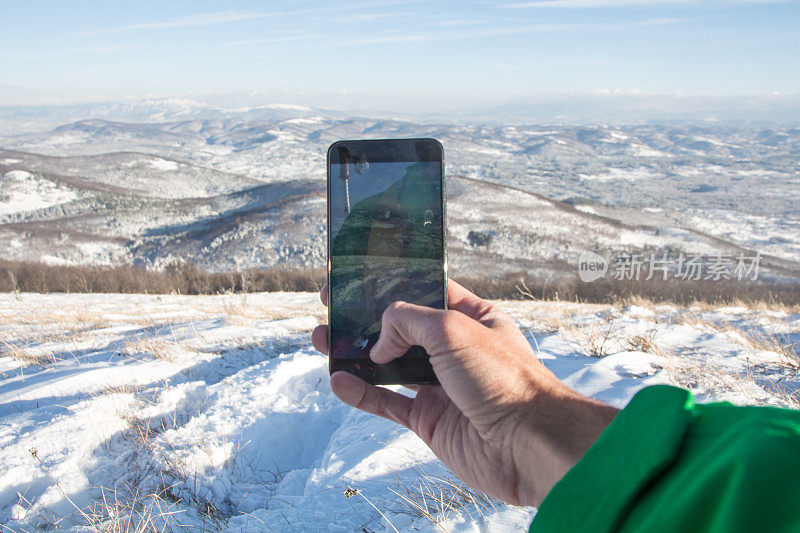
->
xmin=328 ymin=139 xmax=445 ymax=384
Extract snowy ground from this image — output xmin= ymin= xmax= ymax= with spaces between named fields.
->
xmin=1 ymin=292 xmax=798 ymax=532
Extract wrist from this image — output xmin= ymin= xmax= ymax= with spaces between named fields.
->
xmin=514 ymin=385 xmax=619 ymax=506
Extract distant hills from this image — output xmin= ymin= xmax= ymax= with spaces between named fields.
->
xmin=1 ymin=101 xmax=798 ymax=282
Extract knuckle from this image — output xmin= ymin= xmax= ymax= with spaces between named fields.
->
xmin=383 ymin=301 xmax=407 ymax=320
xmin=489 ymin=309 xmax=513 ymax=327
xmin=353 ymin=383 xmax=370 ymax=410
xmin=479 ymin=301 xmax=502 ymax=319
xmin=436 ymin=310 xmax=470 ymax=343
xmin=375 ymin=389 xmax=390 ymax=416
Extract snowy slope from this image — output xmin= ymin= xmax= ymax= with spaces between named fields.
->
xmin=0 ymin=170 xmax=79 ymax=216
xmin=1 ymin=107 xmax=800 ymax=284
xmin=1 ymin=292 xmax=798 ymax=531
xmin=2 ymin=110 xmax=800 ymax=274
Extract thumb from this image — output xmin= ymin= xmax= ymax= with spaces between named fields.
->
xmin=370 ymin=301 xmax=452 ymax=364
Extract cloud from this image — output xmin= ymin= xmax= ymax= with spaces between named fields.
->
xmin=506 ymin=0 xmax=789 ymax=6
xmin=225 ymin=36 xmax=304 ymax=46
xmin=507 ymin=0 xmax=688 ymax=6
xmin=348 ymin=34 xmax=427 ymax=45
xmin=326 ymin=11 xmax=413 ymax=23
xmin=74 ymin=11 xmax=279 ymax=37
xmin=63 ymin=44 xmax=149 ymax=54
xmin=3 ymin=44 xmax=149 ymax=62
xmin=428 ymin=19 xmax=485 ymax=27
xmin=71 ymin=3 xmax=425 ymax=37
xmin=345 ymin=17 xmax=683 ymax=45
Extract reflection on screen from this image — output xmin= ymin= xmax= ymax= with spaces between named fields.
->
xmin=330 ymin=160 xmax=444 ymax=359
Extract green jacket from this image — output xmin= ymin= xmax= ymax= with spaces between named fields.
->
xmin=532 ymin=385 xmax=800 ymax=532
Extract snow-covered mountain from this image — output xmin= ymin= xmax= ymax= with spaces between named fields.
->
xmin=1 ymin=103 xmax=799 ymax=280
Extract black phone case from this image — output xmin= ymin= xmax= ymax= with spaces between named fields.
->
xmin=326 ymin=138 xmax=446 ymax=385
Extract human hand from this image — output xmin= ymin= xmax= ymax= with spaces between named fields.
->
xmin=311 ymin=280 xmax=618 ymax=506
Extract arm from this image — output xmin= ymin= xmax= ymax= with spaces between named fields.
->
xmin=533 ymin=385 xmax=800 ymax=533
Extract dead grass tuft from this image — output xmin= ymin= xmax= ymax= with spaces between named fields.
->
xmin=98 ymin=383 xmax=142 ymax=396
xmin=23 ymin=446 xmax=186 ymax=533
xmin=661 ymin=353 xmax=800 ymax=409
xmin=671 ymin=314 xmax=800 ymax=375
xmin=218 ymin=295 xmax=311 ymax=324
xmin=113 ymin=404 xmax=240 ymax=531
xmin=736 ymin=329 xmax=800 ymax=375
xmin=625 ymin=324 xmax=663 ymax=354
xmin=124 ymin=338 xmax=182 ymax=363
xmin=557 ymin=316 xmax=621 ymax=358
xmin=86 ymin=481 xmax=186 ymax=533
xmin=0 ymin=339 xmax=58 ymax=366
xmin=586 ymin=319 xmax=618 ymax=358
xmin=387 ymin=465 xmax=501 ymax=531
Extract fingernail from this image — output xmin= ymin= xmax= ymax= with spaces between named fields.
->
xmin=369 ymin=341 xmax=383 ymax=362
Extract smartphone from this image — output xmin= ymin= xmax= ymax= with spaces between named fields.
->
xmin=327 ymin=138 xmax=446 ymax=385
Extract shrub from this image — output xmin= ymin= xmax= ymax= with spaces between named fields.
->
xmin=454 ymin=271 xmax=800 ymax=307
xmin=1 ymin=259 xmax=797 ymax=307
xmin=0 ymin=259 xmax=324 ymax=295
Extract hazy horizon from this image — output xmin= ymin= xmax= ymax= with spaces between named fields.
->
xmin=2 ymin=90 xmax=798 ymax=127
xmin=2 ymin=0 xmax=798 ymax=116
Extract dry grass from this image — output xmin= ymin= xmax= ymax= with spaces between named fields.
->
xmin=509 ymin=291 xmax=800 ymax=408
xmin=499 ymin=299 xmax=610 ymax=337
xmin=124 ymin=338 xmax=182 ymax=363
xmin=0 ymin=308 xmax=112 ymax=346
xmin=86 ymin=482 xmax=186 ymax=533
xmin=2 ymin=257 xmax=797 ymax=308
xmin=90 ymin=403 xmax=232 ymax=532
xmin=669 ymin=313 xmax=800 ymax=374
xmin=21 ymin=425 xmax=201 ymax=532
xmin=732 ymin=328 xmax=800 ymax=375
xmin=0 ymin=339 xmax=58 ymax=366
xmin=311 ymin=309 xmax=328 ymax=326
xmin=586 ymin=318 xmax=618 ymax=358
xmin=660 ymin=352 xmax=800 ymax=409
xmin=216 ymin=294 xmax=320 ymax=324
xmin=21 ymin=446 xmax=187 ymax=533
xmin=616 ymin=310 xmax=800 ymax=407
xmin=343 ymin=487 xmax=400 ymax=533
xmin=554 ymin=315 xmax=623 ymax=358
xmin=685 ymin=297 xmax=800 ymax=315
xmin=625 ymin=324 xmax=663 ymax=354
xmin=98 ymin=382 xmax=142 ymax=396
xmin=386 ymin=465 xmax=501 ymax=532
xmin=0 ymin=258 xmax=325 ymax=295
xmin=339 ymin=465 xmax=503 ymax=533
xmin=457 ymin=270 xmax=800 ymax=308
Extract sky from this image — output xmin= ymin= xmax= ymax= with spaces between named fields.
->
xmin=1 ymin=0 xmax=799 ymax=109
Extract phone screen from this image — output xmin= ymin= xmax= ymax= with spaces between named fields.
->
xmin=327 ymin=139 xmax=445 ymax=384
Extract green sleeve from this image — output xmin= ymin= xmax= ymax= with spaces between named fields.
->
xmin=531 ymin=385 xmax=800 ymax=533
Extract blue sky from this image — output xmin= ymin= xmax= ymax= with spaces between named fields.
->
xmin=1 ymin=0 xmax=799 ymax=107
